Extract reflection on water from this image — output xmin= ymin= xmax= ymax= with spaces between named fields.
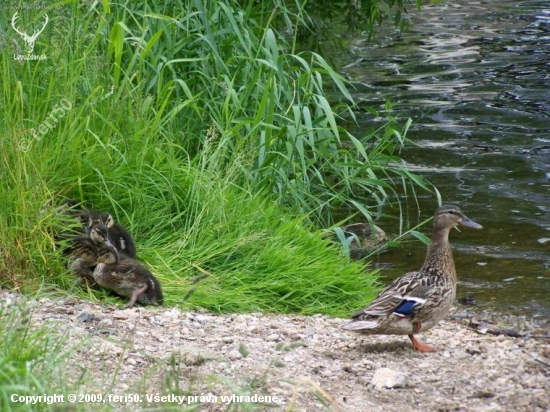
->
xmin=339 ymin=0 xmax=550 ymax=316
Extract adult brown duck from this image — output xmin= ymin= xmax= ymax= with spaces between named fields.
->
xmin=341 ymin=205 xmax=482 ymax=352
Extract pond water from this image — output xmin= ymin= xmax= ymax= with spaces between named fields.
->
xmin=338 ymin=0 xmax=550 ymax=316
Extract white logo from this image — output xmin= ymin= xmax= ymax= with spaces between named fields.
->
xmin=11 ymin=11 xmax=49 ymax=55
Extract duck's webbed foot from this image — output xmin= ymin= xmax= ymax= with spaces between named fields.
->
xmin=125 ymin=283 xmax=148 ymax=309
xmin=408 ymin=334 xmax=437 ymax=352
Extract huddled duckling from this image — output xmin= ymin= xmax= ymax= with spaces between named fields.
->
xmin=84 ymin=211 xmax=136 ymax=258
xmin=49 ymin=198 xmax=135 ymax=257
xmin=338 ymin=222 xmax=387 ymax=259
xmin=67 ymin=235 xmax=100 ymax=286
xmin=341 ymin=222 xmax=387 ymax=249
xmin=93 ymin=246 xmax=163 ymax=309
xmin=88 ymin=222 xmax=109 ymax=245
xmin=58 ymin=198 xmax=161 ymax=308
xmin=66 ymin=224 xmax=112 ymax=286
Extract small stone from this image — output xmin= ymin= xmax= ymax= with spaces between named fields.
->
xmin=371 ymin=368 xmax=408 ymax=389
xmin=98 ymin=318 xmax=113 ymax=328
xmin=76 ymin=312 xmax=99 ymax=323
xmin=227 ymin=350 xmax=242 ymax=360
xmin=112 ymin=346 xmax=124 ymax=356
xmin=195 ymin=314 xmax=207 ymax=323
xmin=182 ymin=352 xmax=206 ymax=366
xmin=266 ymin=333 xmax=279 ymax=341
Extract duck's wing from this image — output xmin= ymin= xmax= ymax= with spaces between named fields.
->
xmin=111 ymin=259 xmax=152 ymax=283
xmin=351 ymin=271 xmax=429 ymax=319
xmin=109 ymin=224 xmax=136 ymax=258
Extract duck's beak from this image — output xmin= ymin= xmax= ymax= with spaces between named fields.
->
xmin=459 ymin=214 xmax=483 ymax=229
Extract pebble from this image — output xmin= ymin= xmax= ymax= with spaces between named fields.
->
xmin=76 ymin=312 xmax=98 ymax=323
xmin=266 ymin=333 xmax=279 ymax=341
xmin=227 ymin=350 xmax=243 ymax=360
xmin=371 ymin=368 xmax=408 ymax=389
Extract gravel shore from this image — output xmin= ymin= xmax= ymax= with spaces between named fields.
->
xmin=2 ymin=289 xmax=549 ymax=411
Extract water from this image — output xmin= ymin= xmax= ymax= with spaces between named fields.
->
xmin=338 ymin=0 xmax=550 ymax=316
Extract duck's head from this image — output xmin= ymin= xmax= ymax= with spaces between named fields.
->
xmin=86 ymin=211 xmax=113 ymax=229
xmin=99 ymin=212 xmax=115 ymax=228
xmin=433 ymin=205 xmax=483 ymax=231
xmin=90 ymin=224 xmax=109 ymax=245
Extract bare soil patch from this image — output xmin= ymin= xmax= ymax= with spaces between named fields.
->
xmin=2 ymin=288 xmax=549 ymax=411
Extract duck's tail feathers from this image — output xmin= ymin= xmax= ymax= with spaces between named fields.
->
xmin=340 ymin=320 xmax=379 ymax=331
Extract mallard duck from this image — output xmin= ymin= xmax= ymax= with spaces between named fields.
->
xmin=86 ymin=211 xmax=136 ymax=258
xmin=341 ymin=205 xmax=482 ymax=352
xmin=93 ymin=246 xmax=163 ymax=308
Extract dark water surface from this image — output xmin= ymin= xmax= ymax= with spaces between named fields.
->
xmin=338 ymin=0 xmax=550 ymax=316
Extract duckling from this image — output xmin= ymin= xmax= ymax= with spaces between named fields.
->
xmin=339 ymin=222 xmax=387 ymax=259
xmin=66 ymin=224 xmax=111 ymax=286
xmin=67 ymin=235 xmax=99 ymax=286
xmin=88 ymin=223 xmax=110 ymax=246
xmin=86 ymin=211 xmax=136 ymax=258
xmin=93 ymin=247 xmax=163 ymax=308
xmin=341 ymin=205 xmax=483 ymax=352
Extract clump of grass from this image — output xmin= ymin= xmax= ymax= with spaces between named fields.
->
xmin=0 ymin=301 xmax=84 ymax=412
xmin=0 ymin=1 xmax=431 ymax=314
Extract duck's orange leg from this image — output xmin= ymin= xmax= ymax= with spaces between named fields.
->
xmin=408 ymin=322 xmax=437 ymax=352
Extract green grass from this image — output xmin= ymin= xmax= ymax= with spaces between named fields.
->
xmin=0 ymin=0 xmax=432 ymax=316
xmin=0 ymin=302 xmax=79 ymax=412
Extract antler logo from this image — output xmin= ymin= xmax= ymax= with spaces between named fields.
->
xmin=11 ymin=12 xmax=49 ymax=55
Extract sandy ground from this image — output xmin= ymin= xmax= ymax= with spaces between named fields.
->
xmin=2 ymin=288 xmax=549 ymax=411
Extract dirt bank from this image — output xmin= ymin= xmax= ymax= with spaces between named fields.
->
xmin=2 ymin=289 xmax=549 ymax=411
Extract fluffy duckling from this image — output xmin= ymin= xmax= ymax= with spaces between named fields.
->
xmin=67 ymin=235 xmax=99 ymax=286
xmin=86 ymin=211 xmax=136 ymax=258
xmin=67 ymin=224 xmax=112 ymax=286
xmin=341 ymin=223 xmax=387 ymax=248
xmin=93 ymin=247 xmax=163 ymax=309
xmin=88 ymin=223 xmax=110 ymax=246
